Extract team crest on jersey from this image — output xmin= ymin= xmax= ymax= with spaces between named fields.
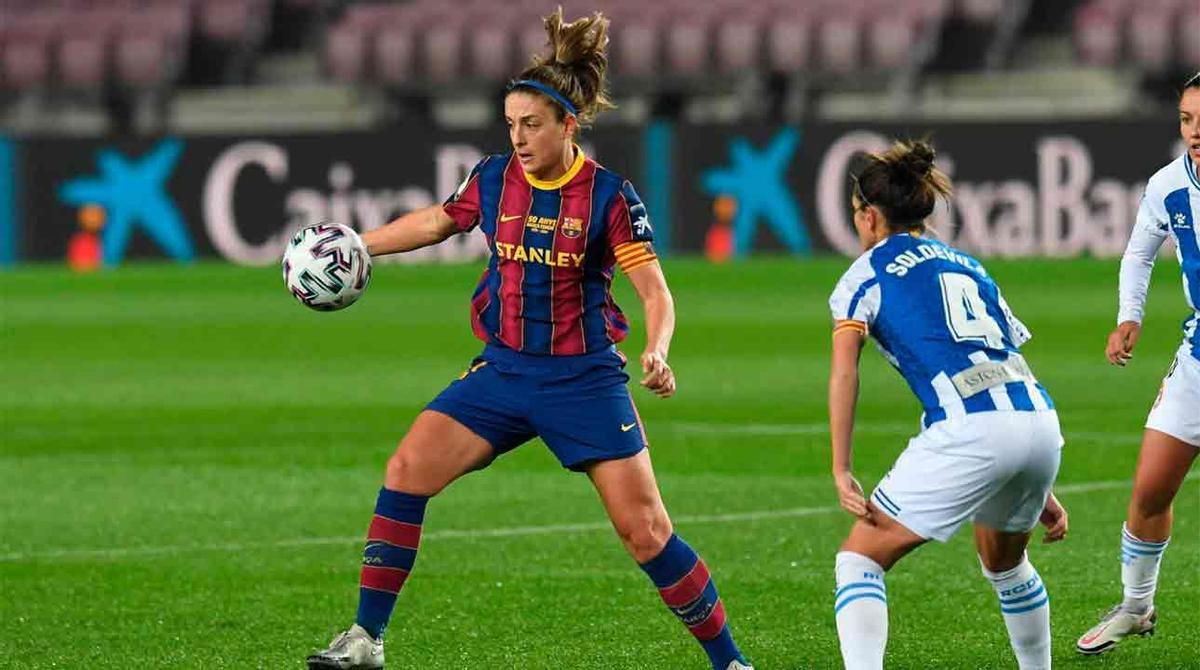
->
xmin=561 ymin=216 xmax=583 ymax=238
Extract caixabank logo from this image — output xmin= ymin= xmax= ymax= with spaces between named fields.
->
xmin=57 ymin=139 xmax=194 ymax=269
xmin=699 ymin=128 xmax=811 ymax=261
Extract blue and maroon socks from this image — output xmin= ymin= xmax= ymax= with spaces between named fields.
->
xmin=355 ymin=488 xmax=428 ymax=639
xmin=639 ymin=533 xmax=747 ymax=669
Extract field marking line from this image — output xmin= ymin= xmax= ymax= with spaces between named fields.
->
xmin=667 ymin=423 xmax=1146 ymax=444
xmin=2 ymin=421 xmax=1145 ymax=447
xmin=2 ymin=474 xmax=1193 ymax=563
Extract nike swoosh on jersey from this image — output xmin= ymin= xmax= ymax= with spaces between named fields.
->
xmin=500 ymin=214 xmax=523 ymax=222
xmin=621 ymin=423 xmax=637 ymax=432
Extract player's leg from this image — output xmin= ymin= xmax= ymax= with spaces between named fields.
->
xmin=835 ymin=413 xmax=1026 ymax=670
xmin=307 ymin=412 xmax=495 ymax=670
xmin=834 ymin=511 xmax=926 ymax=670
xmin=1078 ymin=352 xmax=1200 ymax=655
xmin=1123 ymin=429 xmax=1196 ymax=605
xmin=1076 ymin=429 xmax=1196 ymax=655
xmin=310 ymin=360 xmax=534 ymax=669
xmin=530 ymin=357 xmax=749 ymax=669
xmin=358 ymin=411 xmax=496 ymax=635
xmin=587 ymin=450 xmax=752 ymax=670
xmin=971 ymin=410 xmax=1061 ymax=670
xmin=975 ymin=527 xmax=1050 ymax=670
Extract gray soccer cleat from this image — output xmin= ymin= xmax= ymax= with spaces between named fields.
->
xmin=306 ymin=624 xmax=384 ymax=669
xmin=726 ymin=661 xmax=755 ymax=670
xmin=1076 ymin=604 xmax=1156 ymax=655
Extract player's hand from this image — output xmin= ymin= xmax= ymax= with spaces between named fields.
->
xmin=1106 ymin=321 xmax=1142 ymax=366
xmin=834 ymin=470 xmax=873 ymax=523
xmin=1039 ymin=493 xmax=1068 ymax=544
xmin=640 ymin=349 xmax=676 ymax=398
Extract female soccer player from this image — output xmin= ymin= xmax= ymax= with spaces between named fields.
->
xmin=826 ymin=140 xmax=1069 ymax=670
xmin=1075 ymin=73 xmax=1200 ymax=656
xmin=306 ymin=10 xmax=752 ymax=670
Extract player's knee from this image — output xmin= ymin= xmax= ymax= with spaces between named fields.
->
xmin=978 ymin=551 xmax=1021 ymax=574
xmin=384 ymin=448 xmax=441 ymax=497
xmin=1128 ymin=490 xmax=1172 ymax=521
xmin=616 ymin=511 xmax=673 ymax=562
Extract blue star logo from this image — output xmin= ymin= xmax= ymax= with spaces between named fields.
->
xmin=701 ymin=128 xmax=810 ymax=257
xmin=58 ymin=138 xmax=193 ymax=266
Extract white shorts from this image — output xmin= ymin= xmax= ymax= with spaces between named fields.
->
xmin=1145 ymin=348 xmax=1200 ymax=447
xmin=870 ymin=411 xmax=1064 ymax=542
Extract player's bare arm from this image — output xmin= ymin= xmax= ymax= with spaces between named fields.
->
xmin=829 ymin=323 xmax=869 ymax=520
xmin=361 ymin=205 xmax=458 ymax=256
xmin=626 ymin=260 xmax=676 ymax=398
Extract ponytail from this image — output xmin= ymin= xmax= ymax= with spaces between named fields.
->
xmin=511 ymin=7 xmax=615 ymax=127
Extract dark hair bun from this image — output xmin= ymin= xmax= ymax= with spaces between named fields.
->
xmin=856 ymin=138 xmax=953 ymax=233
xmin=898 ymin=141 xmax=935 ymax=178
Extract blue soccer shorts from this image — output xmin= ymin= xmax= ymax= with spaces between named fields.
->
xmin=426 ymin=344 xmax=648 ymax=471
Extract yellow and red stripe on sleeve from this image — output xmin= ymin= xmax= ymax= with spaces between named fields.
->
xmin=833 ymin=319 xmax=868 ymax=338
xmin=614 ymin=241 xmax=658 ymax=274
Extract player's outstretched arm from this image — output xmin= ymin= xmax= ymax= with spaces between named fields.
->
xmin=1110 ymin=187 xmax=1168 ymax=365
xmin=626 ymin=260 xmax=676 ymax=398
xmin=830 ymin=324 xmax=870 ymax=521
xmin=361 ymin=205 xmax=459 ymax=257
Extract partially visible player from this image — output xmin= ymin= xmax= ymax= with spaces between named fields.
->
xmin=826 ymin=140 xmax=1069 ymax=670
xmin=305 ymin=8 xmax=752 ymax=670
xmin=1076 ymin=72 xmax=1200 ymax=656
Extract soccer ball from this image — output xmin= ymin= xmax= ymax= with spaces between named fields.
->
xmin=282 ymin=223 xmax=372 ymax=311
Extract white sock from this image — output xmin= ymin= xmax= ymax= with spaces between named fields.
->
xmin=834 ymin=551 xmax=888 ymax=670
xmin=1121 ymin=524 xmax=1169 ymax=614
xmin=982 ymin=555 xmax=1050 ymax=670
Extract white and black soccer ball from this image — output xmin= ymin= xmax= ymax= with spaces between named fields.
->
xmin=282 ymin=223 xmax=372 ymax=311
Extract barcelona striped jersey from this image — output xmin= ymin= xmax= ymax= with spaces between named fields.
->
xmin=829 ymin=234 xmax=1055 ymax=429
xmin=442 ymin=146 xmax=657 ymax=356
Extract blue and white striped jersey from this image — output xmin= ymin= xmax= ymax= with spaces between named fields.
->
xmin=830 ymin=233 xmax=1054 ymax=429
xmin=1118 ymin=153 xmax=1200 ymax=361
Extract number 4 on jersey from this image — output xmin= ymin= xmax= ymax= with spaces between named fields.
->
xmin=940 ymin=273 xmax=1005 ymax=349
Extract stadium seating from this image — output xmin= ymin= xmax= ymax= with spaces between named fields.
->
xmin=0 ymin=0 xmax=270 ymax=94
xmin=314 ymin=0 xmax=984 ymax=86
xmin=1 ymin=0 xmax=1194 ymax=127
xmin=0 ymin=0 xmax=1075 ymax=96
xmin=1073 ymin=0 xmax=1199 ymax=71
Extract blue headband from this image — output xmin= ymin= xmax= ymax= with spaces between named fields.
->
xmin=507 ymin=79 xmax=578 ymax=116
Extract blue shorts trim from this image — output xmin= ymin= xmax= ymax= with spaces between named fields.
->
xmin=426 ymin=346 xmax=647 ymax=471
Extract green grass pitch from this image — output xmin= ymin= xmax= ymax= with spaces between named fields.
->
xmin=1 ymin=257 xmax=1197 ymax=669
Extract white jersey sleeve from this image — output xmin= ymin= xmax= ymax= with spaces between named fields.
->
xmin=1118 ymin=184 xmax=1171 ymax=325
xmin=998 ymin=292 xmax=1033 ymax=347
xmin=829 ymin=254 xmax=881 ymax=326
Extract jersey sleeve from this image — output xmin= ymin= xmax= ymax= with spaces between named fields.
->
xmin=829 ymin=256 xmax=880 ymax=332
xmin=1118 ymin=185 xmax=1171 ymax=324
xmin=606 ymin=180 xmax=658 ymax=273
xmin=997 ymin=291 xmax=1033 ymax=347
xmin=441 ymin=157 xmax=488 ymax=233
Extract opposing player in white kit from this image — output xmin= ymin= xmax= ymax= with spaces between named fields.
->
xmin=826 ymin=140 xmax=1069 ymax=670
xmin=1076 ymin=73 xmax=1200 ymax=656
